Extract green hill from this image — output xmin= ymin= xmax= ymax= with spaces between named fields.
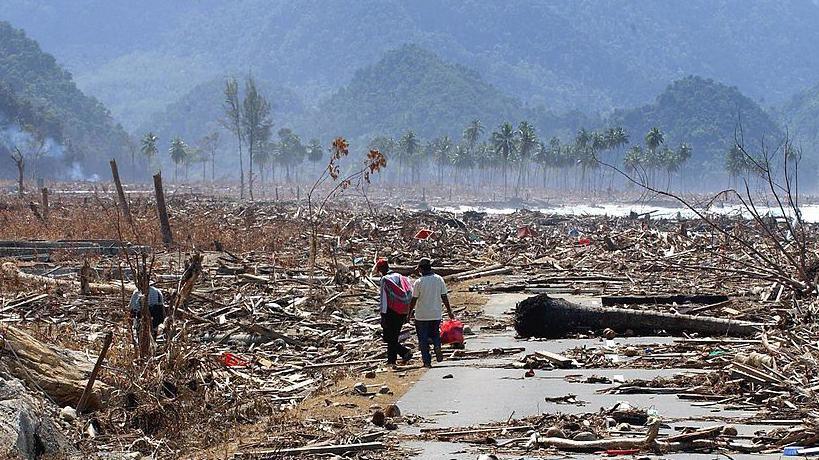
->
xmin=139 ymin=78 xmax=306 ymax=147
xmin=316 ymin=45 xmax=524 ymax=140
xmin=609 ymin=76 xmax=782 ymax=169
xmin=4 ymin=1 xmax=819 ymax=130
xmin=780 ymin=82 xmax=819 ymax=150
xmin=0 ymin=20 xmax=131 ymax=178
xmin=314 ymin=44 xmax=595 ymax=142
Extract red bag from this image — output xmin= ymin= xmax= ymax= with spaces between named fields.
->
xmin=440 ymin=319 xmax=465 ymax=345
xmin=223 ymin=352 xmax=249 ymax=367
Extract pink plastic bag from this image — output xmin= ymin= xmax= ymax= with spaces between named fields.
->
xmin=440 ymin=319 xmax=465 ymax=345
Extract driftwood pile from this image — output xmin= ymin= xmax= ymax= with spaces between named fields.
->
xmin=1 ymin=191 xmax=819 ymax=457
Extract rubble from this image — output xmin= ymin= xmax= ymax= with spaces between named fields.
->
xmin=1 ymin=188 xmax=819 ymax=458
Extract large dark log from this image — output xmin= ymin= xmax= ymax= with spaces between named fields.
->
xmin=601 ymin=294 xmax=729 ymax=307
xmin=515 ymin=294 xmax=758 ymax=338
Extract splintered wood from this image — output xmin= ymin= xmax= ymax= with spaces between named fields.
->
xmin=1 ymin=192 xmax=819 ymax=458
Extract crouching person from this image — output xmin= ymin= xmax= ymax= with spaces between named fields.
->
xmin=129 ymin=283 xmax=166 ymax=339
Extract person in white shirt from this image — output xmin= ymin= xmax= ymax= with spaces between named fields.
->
xmin=409 ymin=257 xmax=455 ymax=367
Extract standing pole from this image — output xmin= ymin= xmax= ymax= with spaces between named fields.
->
xmin=110 ymin=159 xmax=133 ymax=227
xmin=76 ymin=331 xmax=113 ymax=413
xmin=153 ymin=172 xmax=173 ymax=247
xmin=40 ymin=187 xmax=49 ymax=223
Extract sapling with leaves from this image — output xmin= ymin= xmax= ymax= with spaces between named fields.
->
xmin=306 ymin=137 xmax=386 ymax=291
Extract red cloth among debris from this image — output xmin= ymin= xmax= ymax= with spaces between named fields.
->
xmin=440 ymin=319 xmax=465 ymax=345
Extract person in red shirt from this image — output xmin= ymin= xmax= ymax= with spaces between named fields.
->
xmin=375 ymin=260 xmax=413 ymax=365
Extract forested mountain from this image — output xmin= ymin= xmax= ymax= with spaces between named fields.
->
xmin=0 ymin=21 xmax=131 ymax=178
xmin=780 ymin=83 xmax=819 ymax=151
xmin=2 ymin=1 xmax=819 ymax=130
xmin=609 ymin=76 xmax=782 ymax=171
xmin=316 ymin=45 xmax=524 ymax=141
xmin=139 ymin=78 xmax=306 ymax=149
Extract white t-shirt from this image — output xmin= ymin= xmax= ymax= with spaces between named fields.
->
xmin=412 ymin=273 xmax=448 ymax=321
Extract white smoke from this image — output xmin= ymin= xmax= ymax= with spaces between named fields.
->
xmin=66 ymin=162 xmax=100 ymax=182
xmin=1 ymin=117 xmax=77 ymax=178
xmin=0 ymin=122 xmax=34 ymax=152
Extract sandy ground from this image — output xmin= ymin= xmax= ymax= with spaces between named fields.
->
xmin=186 ymin=278 xmax=491 ymax=458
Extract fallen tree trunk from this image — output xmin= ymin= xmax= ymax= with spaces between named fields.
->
xmin=0 ymin=326 xmax=111 ymax=410
xmin=1 ymin=261 xmax=135 ymax=295
xmin=601 ymin=294 xmax=729 ymax=307
xmin=515 ymin=294 xmax=759 ymax=338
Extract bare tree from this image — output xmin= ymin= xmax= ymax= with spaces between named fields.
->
xmin=10 ymin=147 xmax=24 ymax=196
xmin=222 ymin=78 xmax=245 ymax=199
xmin=597 ymin=129 xmax=817 ymax=301
xmin=241 ymin=76 xmax=272 ymax=200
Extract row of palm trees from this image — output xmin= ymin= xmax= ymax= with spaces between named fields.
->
xmin=368 ymin=120 xmax=694 ymax=195
xmin=139 ymin=132 xmax=217 ymax=182
xmin=135 ymin=116 xmax=707 ymax=195
xmin=138 ymin=127 xmax=324 ymax=184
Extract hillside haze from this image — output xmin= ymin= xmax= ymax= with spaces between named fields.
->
xmin=1 ymin=1 xmax=819 ymax=185
xmin=3 ymin=1 xmax=819 ymax=129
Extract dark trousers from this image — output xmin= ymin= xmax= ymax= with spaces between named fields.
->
xmin=133 ymin=304 xmax=166 ymax=337
xmin=415 ymin=320 xmax=442 ymax=365
xmin=381 ymin=309 xmax=409 ymax=364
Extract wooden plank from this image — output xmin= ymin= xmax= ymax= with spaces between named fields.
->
xmin=534 ymin=350 xmax=574 ymax=368
xmin=234 ymin=441 xmax=383 ymax=457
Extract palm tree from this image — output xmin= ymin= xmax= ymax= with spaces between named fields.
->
xmin=169 ymin=137 xmax=188 ymax=182
xmin=602 ymin=127 xmax=629 ymax=189
xmin=574 ymin=128 xmax=596 ymax=190
xmin=141 ymin=132 xmax=158 ymax=171
xmin=515 ymin=121 xmax=538 ymax=194
xmin=491 ymin=122 xmax=516 ymax=196
xmin=676 ymin=143 xmax=692 ymax=190
xmin=307 ymin=138 xmax=323 ymax=163
xmin=659 ymin=147 xmax=679 ymax=190
xmin=463 ymin=119 xmax=484 ymax=151
xmin=433 ymin=136 xmax=453 ymax=184
xmin=645 ymin=127 xmax=664 ymax=153
xmin=645 ymin=127 xmax=665 ymax=181
xmin=624 ymin=145 xmax=644 ymax=174
xmin=449 ymin=143 xmax=474 ymax=184
xmin=277 ymin=128 xmax=306 ymax=182
xmin=725 ymin=144 xmax=746 ymax=187
xmin=397 ymin=130 xmax=420 ymax=183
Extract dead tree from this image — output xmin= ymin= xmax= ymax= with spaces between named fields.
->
xmin=597 ymin=130 xmax=818 ymax=301
xmin=41 ymin=187 xmax=49 ymax=223
xmin=164 ymin=252 xmax=203 ymax=354
xmin=153 ymin=172 xmax=173 ymax=247
xmin=10 ymin=147 xmax=24 ymax=197
xmin=110 ymin=159 xmax=134 ymax=227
